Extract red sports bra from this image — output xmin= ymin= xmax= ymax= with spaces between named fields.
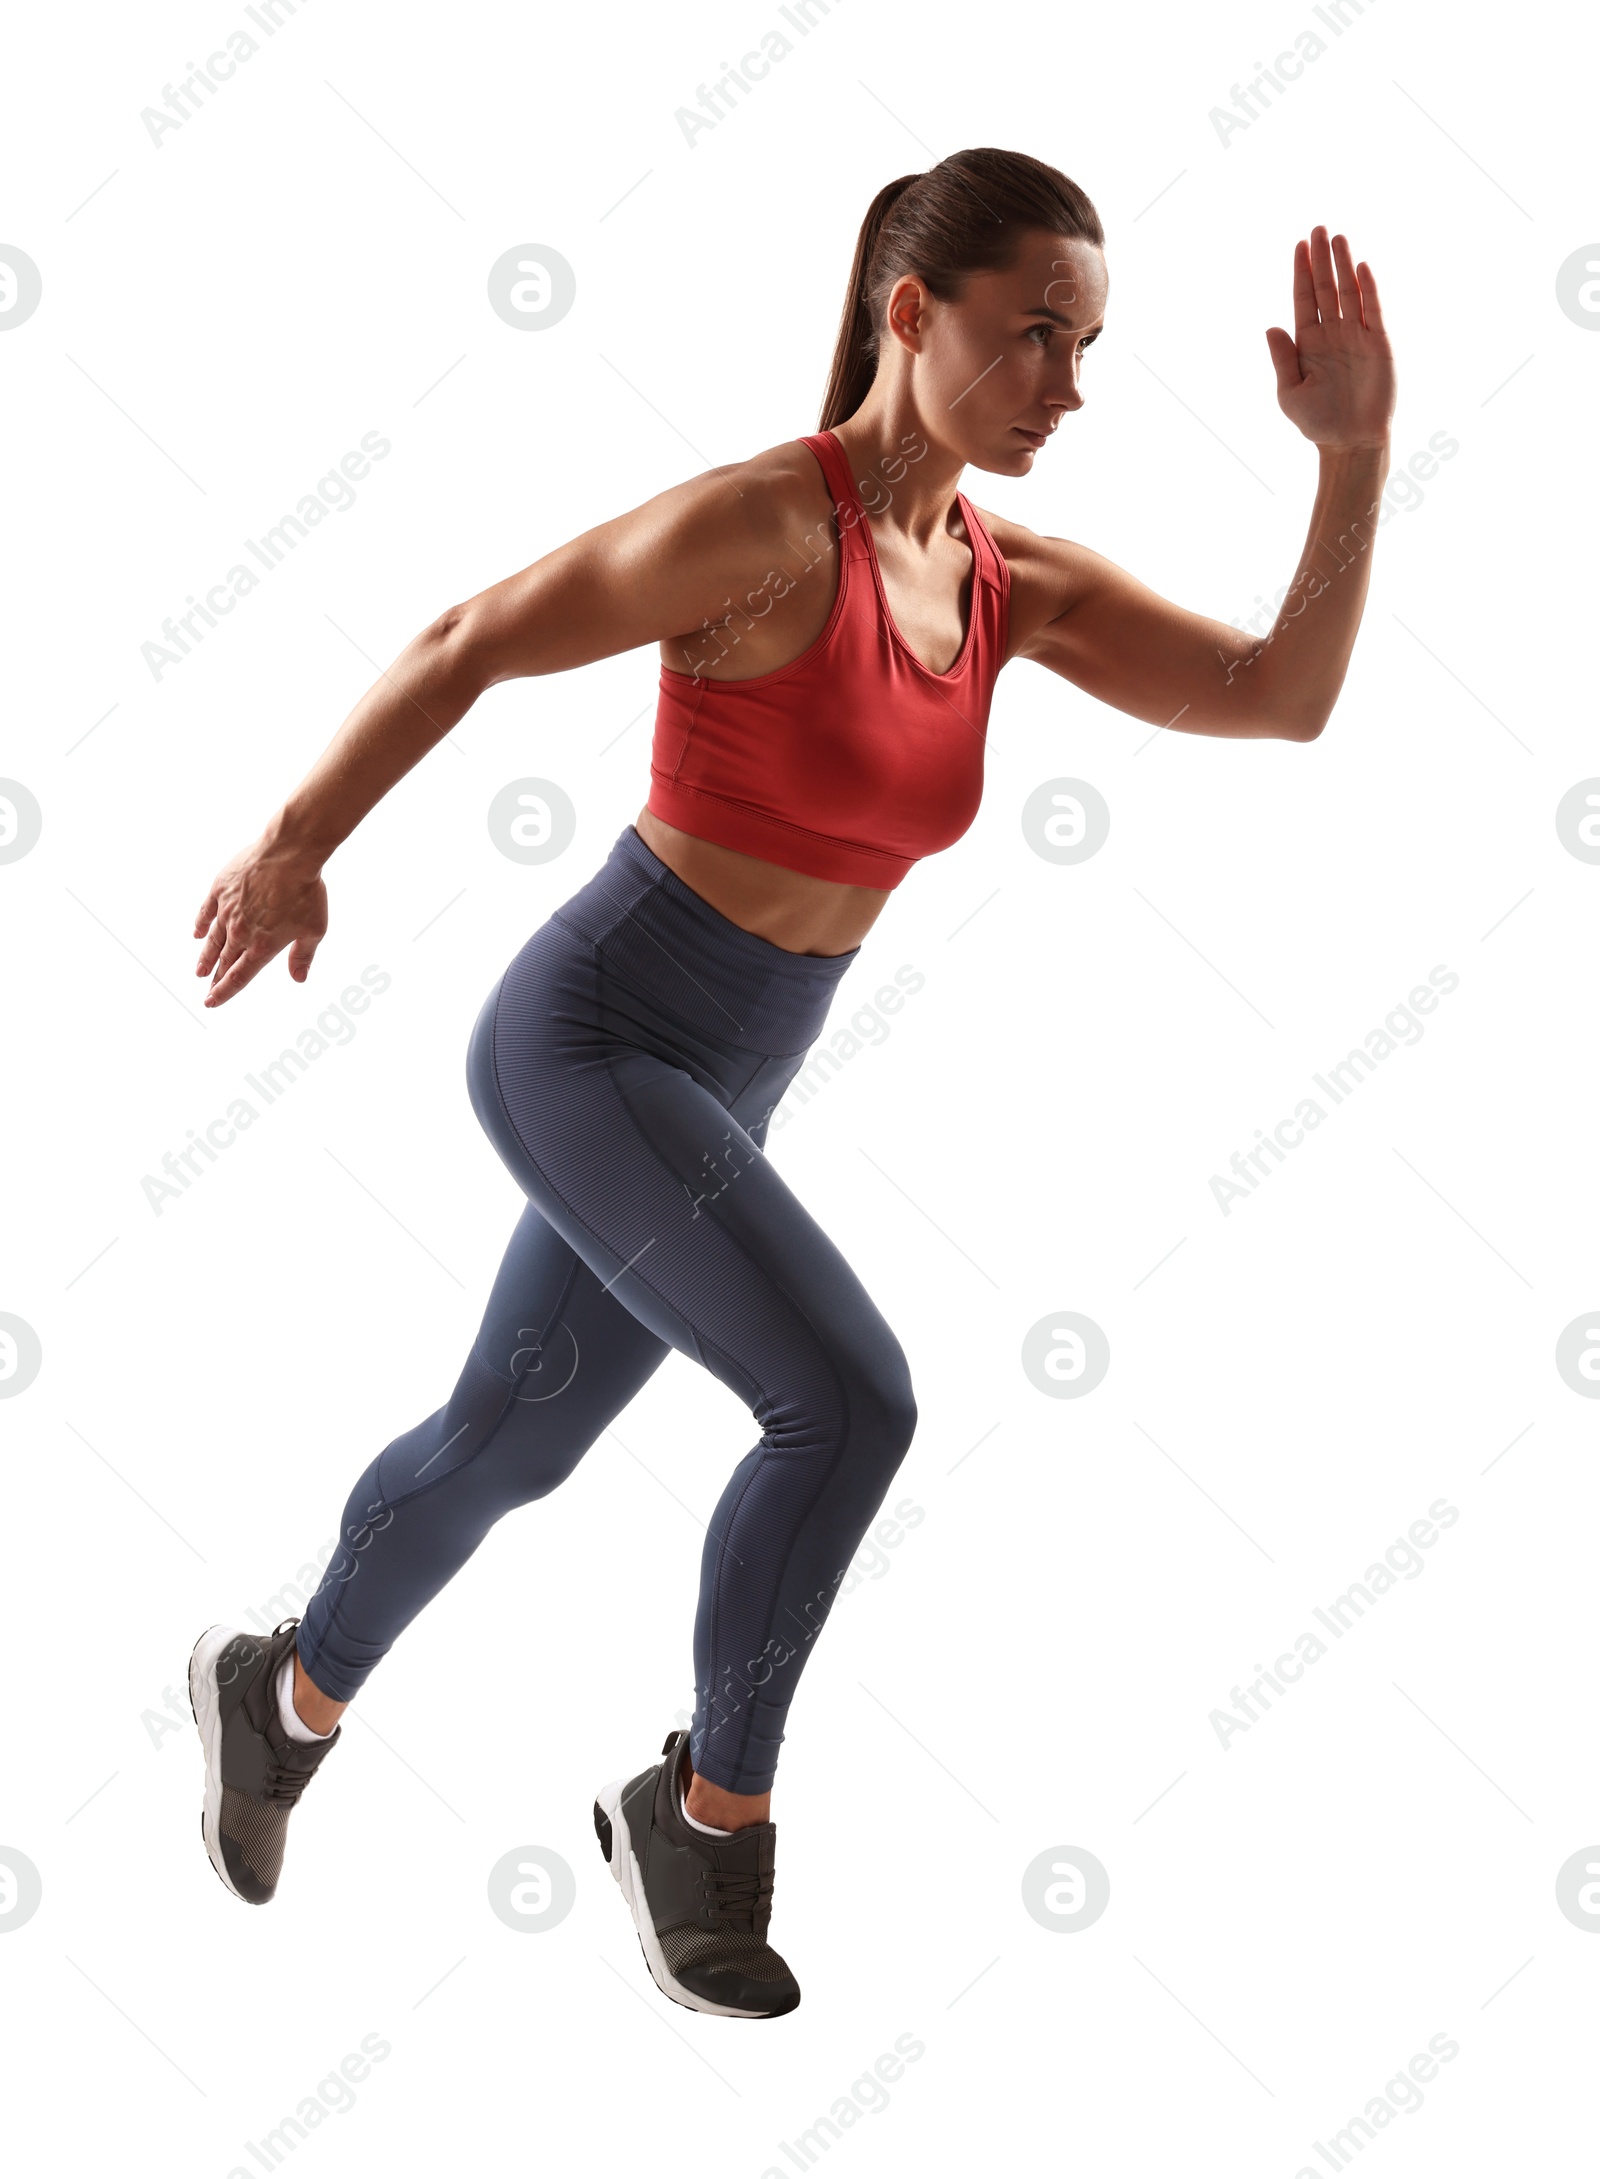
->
xmin=646 ymin=428 xmax=1011 ymax=889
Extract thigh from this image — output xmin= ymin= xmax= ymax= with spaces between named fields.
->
xmin=478 ymin=981 xmax=909 ymax=1444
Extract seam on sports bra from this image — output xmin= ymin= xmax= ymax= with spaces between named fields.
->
xmin=963 ymin=497 xmax=1010 ymax=598
xmin=962 ymin=496 xmax=1011 ymax=661
xmin=664 ymin=670 xmax=705 ymax=783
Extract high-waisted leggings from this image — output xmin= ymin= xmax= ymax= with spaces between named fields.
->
xmin=296 ymin=825 xmax=917 ymax=1793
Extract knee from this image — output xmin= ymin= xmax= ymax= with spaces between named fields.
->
xmin=851 ymin=1337 xmax=918 ymax=1472
xmin=764 ymin=1328 xmax=917 ymax=1471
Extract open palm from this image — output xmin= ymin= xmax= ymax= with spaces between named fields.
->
xmin=1266 ymin=226 xmax=1396 ymax=451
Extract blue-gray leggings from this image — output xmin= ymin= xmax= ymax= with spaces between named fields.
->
xmin=296 ymin=826 xmax=917 ymax=1794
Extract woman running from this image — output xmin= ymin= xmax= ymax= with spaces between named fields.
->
xmin=186 ymin=147 xmax=1395 ymax=2019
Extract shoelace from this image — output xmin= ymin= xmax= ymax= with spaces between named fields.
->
xmin=701 ymin=1867 xmax=774 ymax=1928
xmin=262 ymin=1754 xmax=319 ymax=1808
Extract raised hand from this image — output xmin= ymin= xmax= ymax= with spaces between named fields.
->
xmin=193 ymin=838 xmax=328 ymax=1008
xmin=1265 ymin=226 xmax=1395 ymax=451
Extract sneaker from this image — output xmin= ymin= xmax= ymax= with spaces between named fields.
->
xmin=593 ymin=1728 xmax=800 ymax=2019
xmin=188 ymin=1618 xmax=340 ymax=1904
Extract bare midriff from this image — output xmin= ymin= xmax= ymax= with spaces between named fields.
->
xmin=634 ymin=808 xmax=891 ymax=959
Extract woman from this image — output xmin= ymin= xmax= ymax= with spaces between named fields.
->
xmin=186 ymin=148 xmax=1395 ymax=2019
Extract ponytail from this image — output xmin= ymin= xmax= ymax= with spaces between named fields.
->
xmin=818 ymin=149 xmax=1105 ymax=432
xmin=819 ymin=173 xmax=922 ymax=435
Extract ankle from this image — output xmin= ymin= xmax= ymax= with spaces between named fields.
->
xmin=684 ymin=1769 xmax=770 ymax=1833
xmin=290 ymin=1650 xmax=347 ymax=1737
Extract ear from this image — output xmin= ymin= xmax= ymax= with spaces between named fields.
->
xmin=882 ymin=272 xmax=929 ymax=354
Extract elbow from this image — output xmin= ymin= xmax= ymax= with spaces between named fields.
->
xmin=424 ymin=603 xmax=492 ymax=691
xmin=1285 ymin=709 xmax=1328 ymax=744
xmin=427 ymin=602 xmax=473 ymax=649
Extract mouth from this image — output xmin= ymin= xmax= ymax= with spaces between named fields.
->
xmin=1012 ymin=427 xmax=1048 ymax=449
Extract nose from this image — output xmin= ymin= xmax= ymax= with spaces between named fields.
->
xmin=1063 ymin=351 xmax=1091 ymax=409
xmin=1045 ymin=349 xmax=1087 ymax=418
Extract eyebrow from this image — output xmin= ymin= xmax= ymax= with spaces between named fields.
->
xmin=1022 ymin=303 xmax=1100 ymax=332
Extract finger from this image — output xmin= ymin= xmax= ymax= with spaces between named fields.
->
xmin=192 ymin=884 xmax=219 ymax=939
xmin=204 ymin=947 xmax=270 ymax=1008
xmin=1356 ymin=258 xmax=1385 ymax=335
xmin=286 ymin=935 xmax=320 ymax=982
xmin=1330 ymin=232 xmax=1361 ymax=321
xmin=1264 ymin=326 xmax=1302 ymax=397
xmin=1291 ymin=237 xmax=1317 ymax=336
xmin=1307 ymin=224 xmax=1340 ymax=320
xmin=194 ymin=914 xmax=229 ymax=977
xmin=205 ymin=932 xmax=249 ymax=996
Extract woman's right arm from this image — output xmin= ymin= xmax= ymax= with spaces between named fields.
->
xmin=193 ymin=466 xmax=778 ymax=1007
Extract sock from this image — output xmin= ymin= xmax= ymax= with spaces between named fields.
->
xmin=275 ymin=1649 xmax=334 ymax=1744
xmin=674 ymin=1741 xmax=734 ymax=1834
xmin=681 ymin=1802 xmax=734 ymax=1837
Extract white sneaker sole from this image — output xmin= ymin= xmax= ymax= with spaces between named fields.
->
xmin=188 ymin=1623 xmax=250 ymax=1903
xmin=593 ymin=1773 xmax=771 ymax=2020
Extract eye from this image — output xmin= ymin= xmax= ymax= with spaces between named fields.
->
xmin=1027 ymin=325 xmax=1097 ymax=352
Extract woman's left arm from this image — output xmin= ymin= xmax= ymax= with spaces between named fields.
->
xmin=998 ymin=226 xmax=1397 ymax=743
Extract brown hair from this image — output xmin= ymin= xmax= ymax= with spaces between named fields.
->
xmin=819 ymin=148 xmax=1104 ymax=431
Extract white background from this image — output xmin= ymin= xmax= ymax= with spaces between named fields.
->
xmin=2 ymin=0 xmax=1596 ymax=2172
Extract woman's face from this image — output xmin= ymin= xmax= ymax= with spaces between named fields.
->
xmin=886 ymin=230 xmax=1110 ymax=473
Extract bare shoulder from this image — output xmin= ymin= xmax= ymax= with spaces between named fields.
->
xmin=633 ymin=437 xmax=840 ymax=676
xmin=733 ymin=433 xmax=833 ymax=512
xmin=965 ymin=501 xmax=1115 ymax=660
xmin=610 ymin=435 xmax=831 ymax=568
xmin=452 ymin=433 xmax=838 ymax=683
xmin=714 ymin=433 xmax=838 ymax=551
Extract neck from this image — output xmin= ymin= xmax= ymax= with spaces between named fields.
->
xmin=828 ymin=398 xmax=966 ymax=549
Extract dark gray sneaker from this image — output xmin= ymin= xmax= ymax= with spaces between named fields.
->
xmin=188 ymin=1618 xmax=340 ymax=1904
xmin=593 ymin=1729 xmax=800 ymax=2018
